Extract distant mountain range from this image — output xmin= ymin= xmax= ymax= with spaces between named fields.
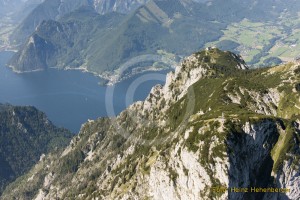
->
xmin=0 ymin=104 xmax=72 ymax=195
xmin=10 ymin=0 xmax=149 ymax=45
xmin=9 ymin=0 xmax=300 ymax=82
xmin=10 ymin=0 xmax=300 ymax=82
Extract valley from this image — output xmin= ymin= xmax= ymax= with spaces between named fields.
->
xmin=206 ymin=14 xmax=300 ymax=66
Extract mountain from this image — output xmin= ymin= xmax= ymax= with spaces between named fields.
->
xmin=10 ymin=0 xmax=148 ymax=46
xmin=2 ymin=49 xmax=300 ymax=199
xmin=10 ymin=0 xmax=300 ymax=81
xmin=9 ymin=6 xmax=125 ymax=72
xmin=0 ymin=104 xmax=72 ymax=194
xmin=0 ymin=0 xmax=42 ymax=50
xmin=10 ymin=0 xmax=64 ymax=46
xmin=7 ymin=0 xmax=231 ymax=78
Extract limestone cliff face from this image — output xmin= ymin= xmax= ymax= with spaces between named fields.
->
xmin=2 ymin=48 xmax=300 ymax=200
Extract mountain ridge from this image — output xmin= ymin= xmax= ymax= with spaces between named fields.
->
xmin=2 ymin=49 xmax=300 ymax=199
xmin=10 ymin=0 xmax=149 ymax=46
xmin=8 ymin=0 xmax=224 ymax=81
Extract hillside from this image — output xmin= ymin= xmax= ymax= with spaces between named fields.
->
xmin=2 ymin=48 xmax=300 ymax=200
xmin=0 ymin=104 xmax=72 ymax=194
xmin=6 ymin=0 xmax=240 ymax=78
xmin=9 ymin=6 xmax=125 ymax=72
xmin=9 ymin=0 xmax=300 ymax=81
xmin=9 ymin=0 xmax=148 ymax=46
xmin=0 ymin=0 xmax=43 ymax=50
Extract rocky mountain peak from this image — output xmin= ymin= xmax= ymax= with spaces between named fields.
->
xmin=144 ymin=48 xmax=249 ymax=108
xmin=195 ymin=47 xmax=248 ymax=71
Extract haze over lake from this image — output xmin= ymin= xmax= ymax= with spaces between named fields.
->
xmin=0 ymin=51 xmax=167 ymax=132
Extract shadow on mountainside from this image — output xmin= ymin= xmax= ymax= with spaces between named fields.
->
xmin=226 ymin=119 xmax=290 ymax=200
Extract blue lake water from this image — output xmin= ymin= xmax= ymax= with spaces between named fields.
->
xmin=0 ymin=51 xmax=168 ymax=132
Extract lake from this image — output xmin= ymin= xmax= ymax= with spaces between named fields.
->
xmin=0 ymin=51 xmax=168 ymax=133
